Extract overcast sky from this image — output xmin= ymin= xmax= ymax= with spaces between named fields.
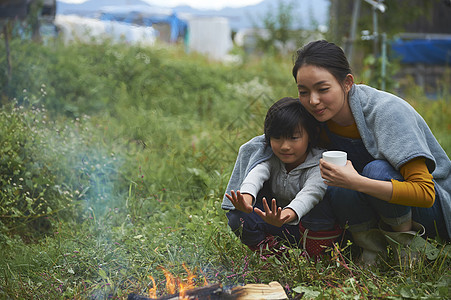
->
xmin=58 ymin=0 xmax=264 ymax=10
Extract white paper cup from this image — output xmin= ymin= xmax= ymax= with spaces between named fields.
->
xmin=322 ymin=151 xmax=347 ymax=166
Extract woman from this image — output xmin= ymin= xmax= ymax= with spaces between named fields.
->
xmin=292 ymin=39 xmax=450 ymax=263
xmin=223 ymin=40 xmax=450 ymax=264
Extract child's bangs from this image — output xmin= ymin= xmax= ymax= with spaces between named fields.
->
xmin=268 ymin=112 xmax=303 ymax=138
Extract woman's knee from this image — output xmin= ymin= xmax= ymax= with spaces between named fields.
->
xmin=362 ymin=160 xmax=403 ymax=181
xmin=326 ymin=186 xmax=360 ymax=208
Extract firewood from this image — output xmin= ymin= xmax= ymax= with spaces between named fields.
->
xmin=128 ymin=281 xmax=288 ymax=300
xmin=128 ymin=283 xmax=224 ymax=300
xmin=231 ymin=281 xmax=288 ymax=300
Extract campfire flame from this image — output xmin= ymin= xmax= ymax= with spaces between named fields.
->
xmin=179 ymin=263 xmax=196 ymax=299
xmin=148 ymin=275 xmax=157 ymax=299
xmin=149 ymin=264 xmax=199 ymax=299
xmin=160 ymin=266 xmax=177 ymax=295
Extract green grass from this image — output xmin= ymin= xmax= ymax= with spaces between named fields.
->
xmin=0 ymin=38 xmax=450 ymax=299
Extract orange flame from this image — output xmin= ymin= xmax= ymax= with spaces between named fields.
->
xmin=178 ymin=280 xmax=188 ymax=299
xmin=179 ymin=263 xmax=197 ymax=299
xmin=199 ymin=269 xmax=209 ymax=286
xmin=150 ymin=264 xmax=205 ymax=299
xmin=160 ymin=266 xmax=177 ymax=295
xmin=148 ymin=275 xmax=157 ymax=299
xmin=182 ymin=263 xmax=196 ymax=287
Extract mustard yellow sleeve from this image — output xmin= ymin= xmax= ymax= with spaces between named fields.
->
xmin=390 ymin=157 xmax=435 ymax=207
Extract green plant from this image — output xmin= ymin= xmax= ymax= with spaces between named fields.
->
xmin=0 ymin=89 xmax=127 ymax=242
xmin=359 ymin=53 xmax=401 ymax=91
xmin=0 ymin=36 xmax=449 ymax=299
xmin=0 ymin=98 xmax=72 ymax=241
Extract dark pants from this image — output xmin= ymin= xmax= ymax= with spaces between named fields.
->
xmin=328 ymin=160 xmax=448 ymax=239
xmin=226 ymin=181 xmax=337 ymax=247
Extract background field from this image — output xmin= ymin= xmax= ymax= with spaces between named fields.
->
xmin=0 ymin=39 xmax=450 ymax=299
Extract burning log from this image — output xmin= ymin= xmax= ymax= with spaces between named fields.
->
xmin=128 ymin=281 xmax=288 ymax=300
xmin=128 ymin=283 xmax=223 ymax=300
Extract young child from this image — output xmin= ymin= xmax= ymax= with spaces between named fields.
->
xmin=224 ymin=97 xmax=336 ymax=252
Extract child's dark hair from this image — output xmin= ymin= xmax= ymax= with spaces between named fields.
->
xmin=264 ymin=97 xmax=320 ymax=150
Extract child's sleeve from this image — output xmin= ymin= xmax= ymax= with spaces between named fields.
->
xmin=285 ymin=165 xmax=327 ymax=225
xmin=222 ymin=135 xmax=272 ymax=210
xmin=240 ymin=160 xmax=271 ymax=205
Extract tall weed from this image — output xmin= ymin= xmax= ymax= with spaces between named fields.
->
xmin=0 ymin=98 xmax=72 ymax=240
xmin=401 ymin=76 xmax=451 ymax=157
xmin=0 ymin=91 xmax=126 ymax=242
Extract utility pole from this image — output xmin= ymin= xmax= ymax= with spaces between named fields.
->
xmin=363 ymin=0 xmax=386 ymax=57
xmin=381 ymin=32 xmax=387 ymax=90
xmin=362 ymin=0 xmax=387 ymax=90
xmin=347 ymin=0 xmax=361 ymax=68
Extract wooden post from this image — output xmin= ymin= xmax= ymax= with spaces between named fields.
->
xmin=346 ymin=0 xmax=361 ymax=68
xmin=2 ymin=20 xmax=13 ymax=103
xmin=3 ymin=20 xmax=12 ymax=86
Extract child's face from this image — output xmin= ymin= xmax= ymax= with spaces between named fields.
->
xmin=270 ymin=127 xmax=309 ymax=172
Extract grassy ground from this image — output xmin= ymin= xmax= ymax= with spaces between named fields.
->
xmin=0 ymin=39 xmax=450 ymax=299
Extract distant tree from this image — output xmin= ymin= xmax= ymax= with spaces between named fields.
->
xmin=252 ymin=0 xmax=297 ymax=56
xmin=1 ymin=0 xmax=56 ymax=101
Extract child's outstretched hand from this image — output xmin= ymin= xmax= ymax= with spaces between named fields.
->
xmin=225 ymin=190 xmax=253 ymax=213
xmin=254 ymin=197 xmax=292 ymax=227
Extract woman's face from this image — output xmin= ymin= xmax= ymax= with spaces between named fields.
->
xmin=296 ymin=64 xmax=353 ymax=126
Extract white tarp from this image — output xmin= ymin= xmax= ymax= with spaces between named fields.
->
xmin=185 ymin=16 xmax=233 ymax=61
xmin=54 ymin=15 xmax=156 ymax=46
xmin=55 ymin=14 xmax=233 ymax=61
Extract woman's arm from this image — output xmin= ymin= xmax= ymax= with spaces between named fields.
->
xmin=391 ymin=157 xmax=435 ymax=207
xmin=320 ymin=157 xmax=435 ymax=207
xmin=320 ymin=159 xmax=393 ymax=201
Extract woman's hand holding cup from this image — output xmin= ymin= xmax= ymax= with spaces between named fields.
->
xmin=320 ymin=151 xmax=347 ymax=183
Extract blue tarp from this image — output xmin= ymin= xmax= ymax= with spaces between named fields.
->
xmin=99 ymin=6 xmax=187 ymax=43
xmin=391 ymin=39 xmax=451 ymax=65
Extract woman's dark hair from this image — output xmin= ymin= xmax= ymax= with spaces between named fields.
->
xmin=264 ymin=97 xmax=320 ymax=151
xmin=292 ymin=40 xmax=352 ymax=84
